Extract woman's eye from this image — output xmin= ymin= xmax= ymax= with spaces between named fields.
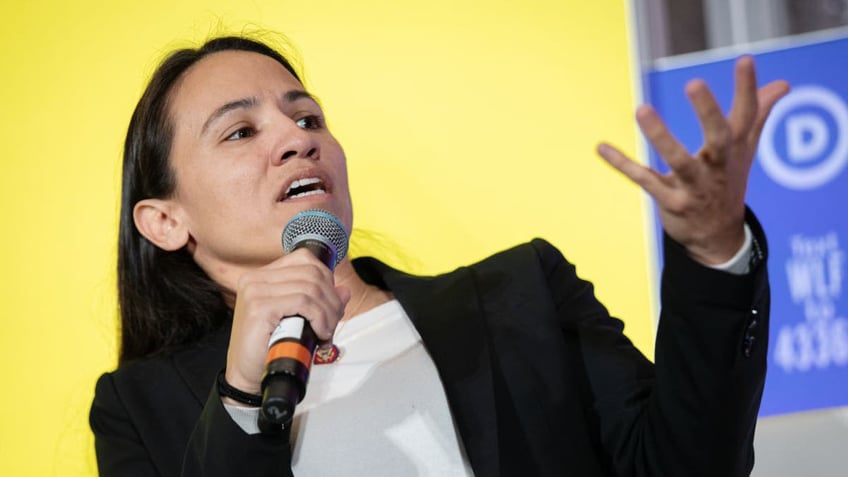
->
xmin=225 ymin=127 xmax=255 ymax=141
xmin=296 ymin=115 xmax=323 ymax=130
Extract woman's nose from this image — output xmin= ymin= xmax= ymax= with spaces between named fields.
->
xmin=280 ymin=145 xmax=317 ymax=161
xmin=273 ymin=119 xmax=319 ymax=165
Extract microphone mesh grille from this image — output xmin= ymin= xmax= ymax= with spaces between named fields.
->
xmin=281 ymin=209 xmax=349 ymax=267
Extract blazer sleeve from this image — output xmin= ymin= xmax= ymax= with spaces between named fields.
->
xmin=90 ymin=372 xmax=160 ymax=476
xmin=90 ymin=367 xmax=293 ymax=476
xmin=533 ymin=211 xmax=769 ymax=477
xmin=180 ymin=388 xmax=293 ymax=476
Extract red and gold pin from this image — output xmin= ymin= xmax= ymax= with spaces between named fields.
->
xmin=313 ymin=344 xmax=342 ymax=365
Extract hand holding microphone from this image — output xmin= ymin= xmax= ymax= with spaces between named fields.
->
xmin=223 ymin=210 xmax=349 ymax=428
xmin=261 ymin=210 xmax=349 ymax=425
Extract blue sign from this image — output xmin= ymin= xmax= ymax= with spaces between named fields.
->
xmin=645 ymin=35 xmax=848 ymax=416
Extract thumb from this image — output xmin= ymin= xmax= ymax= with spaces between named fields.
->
xmin=336 ymin=285 xmax=353 ymax=309
xmin=315 ymin=286 xmax=352 ymax=349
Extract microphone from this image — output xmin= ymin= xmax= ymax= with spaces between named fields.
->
xmin=260 ymin=209 xmax=349 ymax=426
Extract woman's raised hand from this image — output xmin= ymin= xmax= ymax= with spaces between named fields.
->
xmin=598 ymin=56 xmax=790 ymax=265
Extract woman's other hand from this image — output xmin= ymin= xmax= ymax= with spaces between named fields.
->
xmin=597 ymin=56 xmax=790 ymax=266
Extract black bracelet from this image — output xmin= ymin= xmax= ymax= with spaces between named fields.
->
xmin=217 ymin=369 xmax=263 ymax=407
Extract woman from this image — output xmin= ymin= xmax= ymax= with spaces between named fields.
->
xmin=90 ymin=35 xmax=789 ymax=476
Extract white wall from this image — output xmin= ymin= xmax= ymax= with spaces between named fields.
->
xmin=754 ymin=406 xmax=848 ymax=476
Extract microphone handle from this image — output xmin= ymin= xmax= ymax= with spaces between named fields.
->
xmin=260 ymin=238 xmax=337 ymax=426
xmin=261 ymin=316 xmax=318 ymax=425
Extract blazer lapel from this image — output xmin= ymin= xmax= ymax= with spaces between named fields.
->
xmin=354 ymin=257 xmax=501 ymax=476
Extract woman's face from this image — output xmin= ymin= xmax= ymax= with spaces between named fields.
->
xmin=163 ymin=50 xmax=352 ymax=289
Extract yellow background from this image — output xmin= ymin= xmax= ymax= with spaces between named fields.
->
xmin=0 ymin=1 xmax=655 ymax=475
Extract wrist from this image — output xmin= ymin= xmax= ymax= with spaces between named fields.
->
xmin=706 ymin=223 xmax=753 ymax=274
xmin=684 ymin=226 xmax=746 ymax=266
xmin=224 ymin=367 xmax=261 ymax=395
xmin=217 ymin=369 xmax=262 ymax=407
xmin=222 ymin=395 xmax=258 ymax=408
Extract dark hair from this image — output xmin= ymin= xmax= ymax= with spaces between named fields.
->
xmin=117 ymin=36 xmax=302 ymax=364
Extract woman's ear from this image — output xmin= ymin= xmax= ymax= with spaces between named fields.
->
xmin=133 ymin=199 xmax=190 ymax=251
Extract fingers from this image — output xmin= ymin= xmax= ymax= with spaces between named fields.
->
xmin=225 ymin=251 xmax=345 ymax=392
xmin=596 ymin=142 xmax=670 ymax=201
xmin=685 ymin=78 xmax=730 ymax=163
xmin=238 ymin=254 xmax=345 ymax=339
xmin=634 ymin=105 xmax=698 ymax=181
xmin=751 ymin=79 xmax=791 ymax=140
xmin=727 ymin=56 xmax=758 ymax=140
xmin=727 ymin=56 xmax=792 ymax=147
xmin=239 ymin=278 xmax=343 ymax=338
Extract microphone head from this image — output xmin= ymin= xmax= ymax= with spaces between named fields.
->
xmin=282 ymin=209 xmax=349 ymax=268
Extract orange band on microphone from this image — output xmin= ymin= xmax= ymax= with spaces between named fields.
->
xmin=266 ymin=341 xmax=313 ymax=369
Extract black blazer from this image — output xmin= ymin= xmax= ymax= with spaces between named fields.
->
xmin=91 ymin=220 xmax=768 ymax=476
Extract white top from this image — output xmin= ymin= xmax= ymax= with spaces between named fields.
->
xmin=290 ymin=299 xmax=474 ymax=476
xmin=227 ymin=300 xmax=475 ymax=476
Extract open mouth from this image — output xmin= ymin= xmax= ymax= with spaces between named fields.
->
xmin=281 ymin=177 xmax=327 ymax=201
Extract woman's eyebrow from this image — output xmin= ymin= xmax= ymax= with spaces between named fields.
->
xmin=200 ymin=90 xmax=319 ymax=136
xmin=284 ymin=89 xmax=320 ymax=106
xmin=201 ymin=97 xmax=258 ymax=135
